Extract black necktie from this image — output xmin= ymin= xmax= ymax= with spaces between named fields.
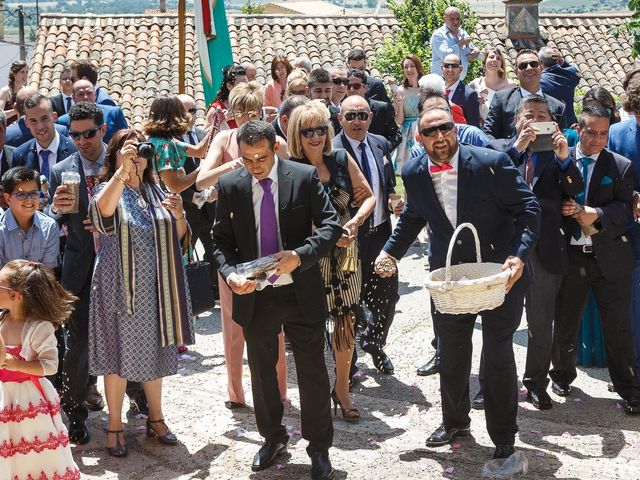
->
xmin=358 ymin=142 xmax=373 ymax=186
xmin=65 ymin=96 xmax=72 ymax=113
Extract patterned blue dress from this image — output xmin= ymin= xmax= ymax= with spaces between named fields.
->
xmin=393 ymin=87 xmax=421 ymax=174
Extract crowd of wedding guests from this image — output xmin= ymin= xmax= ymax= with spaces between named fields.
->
xmin=2 ymin=4 xmax=640 ymax=478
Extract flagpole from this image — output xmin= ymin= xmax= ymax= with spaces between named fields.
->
xmin=178 ymin=0 xmax=186 ymax=93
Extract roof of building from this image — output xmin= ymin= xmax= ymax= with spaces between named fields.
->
xmin=262 ymin=1 xmax=353 ymax=16
xmin=30 ymin=12 xmax=635 ymax=126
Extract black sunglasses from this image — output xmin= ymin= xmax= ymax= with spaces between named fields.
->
xmin=517 ymin=60 xmax=540 ymax=70
xmin=344 ymin=111 xmax=370 ymax=122
xmin=187 ymin=108 xmax=197 ymax=114
xmin=300 ymin=125 xmax=329 ymax=138
xmin=347 ymin=83 xmax=365 ymax=91
xmin=420 ymin=122 xmax=455 ymax=137
xmin=69 ymin=124 xmax=103 ymax=140
xmin=442 ymin=63 xmax=461 ymax=69
xmin=332 ymin=78 xmax=349 ymax=86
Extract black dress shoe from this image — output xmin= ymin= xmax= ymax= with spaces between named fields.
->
xmin=251 ymin=440 xmax=288 ymax=472
xmin=68 ymin=421 xmax=90 ymax=445
xmin=373 ymin=353 xmax=394 ymax=375
xmin=416 ymin=355 xmax=440 ymax=376
xmin=620 ymin=398 xmax=640 ymax=414
xmin=527 ymin=389 xmax=552 ymax=410
xmin=310 ymin=451 xmax=335 ymax=480
xmin=551 ymin=381 xmax=572 ymax=397
xmin=493 ymin=444 xmax=515 ymax=459
xmin=425 ymin=423 xmax=471 ymax=447
xmin=472 ymin=390 xmax=484 ymax=410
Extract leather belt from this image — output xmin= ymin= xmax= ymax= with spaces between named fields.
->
xmin=571 ymin=244 xmax=594 ymax=254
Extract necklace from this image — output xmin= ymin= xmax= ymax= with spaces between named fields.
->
xmin=127 ymin=185 xmax=148 ymax=209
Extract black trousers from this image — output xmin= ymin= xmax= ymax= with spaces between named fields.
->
xmin=435 ymin=289 xmax=523 ymax=446
xmin=523 ymin=249 xmax=563 ymax=390
xmin=185 ymin=203 xmax=217 ymax=283
xmin=359 ymin=222 xmax=399 ymax=351
xmin=551 ymin=248 xmax=640 ymax=400
xmin=243 ymin=284 xmax=333 ymax=455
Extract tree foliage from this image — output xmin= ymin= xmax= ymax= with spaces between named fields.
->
xmin=241 ymin=0 xmax=266 ymax=14
xmin=612 ymin=0 xmax=640 ymax=57
xmin=373 ymin=0 xmax=481 ymax=82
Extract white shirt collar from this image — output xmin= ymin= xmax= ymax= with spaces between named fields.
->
xmin=575 ymin=145 xmax=600 ymax=163
xmin=251 ymin=157 xmax=279 ymax=188
xmin=446 ymin=80 xmax=461 ymax=97
xmin=520 ymin=87 xmax=543 ymax=98
xmin=344 ymin=132 xmax=368 ymax=154
xmin=427 ymin=148 xmax=460 ymax=176
xmin=36 ymin=131 xmax=60 ymax=153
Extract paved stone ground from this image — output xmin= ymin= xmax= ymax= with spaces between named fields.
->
xmin=74 ymin=238 xmax=640 ymax=479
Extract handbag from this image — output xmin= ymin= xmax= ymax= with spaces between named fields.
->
xmin=185 ymin=250 xmax=216 ymax=316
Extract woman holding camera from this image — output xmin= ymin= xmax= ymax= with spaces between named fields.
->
xmin=143 ymin=95 xmax=213 ymax=193
xmin=88 ymin=129 xmax=193 ymax=457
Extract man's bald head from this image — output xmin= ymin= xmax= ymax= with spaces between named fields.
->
xmin=177 ymin=94 xmax=197 ymax=129
xmin=15 ymin=86 xmax=38 ymax=115
xmin=73 ymin=79 xmax=97 ymax=103
xmin=341 ymin=94 xmax=369 ymax=111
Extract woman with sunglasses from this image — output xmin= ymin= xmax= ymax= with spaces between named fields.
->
xmin=264 ymin=55 xmax=293 ymax=109
xmin=196 ymin=81 xmax=289 ymax=410
xmin=143 ymin=95 xmax=213 ymax=194
xmin=469 ymin=47 xmax=516 ymax=123
xmin=287 ymin=102 xmax=375 ymax=422
xmin=88 ymin=129 xmax=193 ymax=457
xmin=205 ymin=64 xmax=248 ymax=131
xmin=391 ymin=54 xmax=425 ymax=174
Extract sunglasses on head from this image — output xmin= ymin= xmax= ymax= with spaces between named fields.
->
xmin=442 ymin=63 xmax=461 ymax=69
xmin=69 ymin=124 xmax=103 ymax=140
xmin=347 ymin=83 xmax=364 ymax=91
xmin=11 ymin=190 xmax=40 ymax=201
xmin=420 ymin=122 xmax=455 ymax=137
xmin=344 ymin=111 xmax=370 ymax=122
xmin=517 ymin=60 xmax=540 ymax=70
xmin=300 ymin=125 xmax=329 ymax=138
xmin=332 ymin=78 xmax=349 ymax=86
xmin=0 ymin=285 xmax=15 ymax=292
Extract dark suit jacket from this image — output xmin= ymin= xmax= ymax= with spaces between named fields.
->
xmin=272 ymin=118 xmax=286 ymax=140
xmin=451 ymin=81 xmax=481 ymax=128
xmin=180 ymin=128 xmax=216 ymax=219
xmin=47 ymin=153 xmax=95 ymax=295
xmin=369 ymin=98 xmax=402 ymax=152
xmin=333 ymin=131 xmax=395 ymax=230
xmin=328 ymin=104 xmax=342 ymax=136
xmin=1 ymin=146 xmax=14 ymax=176
xmin=57 ymin=104 xmax=128 ymax=143
xmin=365 ymin=76 xmax=392 ymax=105
xmin=50 ymin=93 xmax=75 ymax=119
xmin=384 ymin=144 xmax=541 ymax=292
xmin=488 ymin=138 xmax=583 ymax=274
xmin=562 ymin=146 xmax=636 ymax=280
xmin=212 ymin=159 xmax=342 ymax=327
xmin=483 ymin=87 xmax=565 ymax=140
xmin=540 ymin=62 xmax=580 ymax=128
xmin=5 ymin=117 xmax=69 ymax=148
xmin=12 ymin=134 xmax=78 ymax=175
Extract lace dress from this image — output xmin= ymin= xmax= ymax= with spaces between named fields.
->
xmin=0 ymin=320 xmax=80 ymax=480
xmin=394 ymin=87 xmax=421 ymax=174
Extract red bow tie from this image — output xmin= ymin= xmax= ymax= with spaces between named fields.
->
xmin=429 ymin=163 xmax=454 ymax=173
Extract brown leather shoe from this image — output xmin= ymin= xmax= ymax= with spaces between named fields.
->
xmin=84 ymin=384 xmax=105 ymax=411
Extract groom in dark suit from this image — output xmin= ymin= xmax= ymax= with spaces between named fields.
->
xmin=212 ymin=121 xmax=342 ymax=479
xmin=375 ymin=107 xmax=540 ymax=460
xmin=333 ymin=95 xmax=400 ymax=376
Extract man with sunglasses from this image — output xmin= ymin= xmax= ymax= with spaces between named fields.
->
xmin=56 ymin=80 xmax=128 ymax=144
xmin=441 ymin=54 xmax=480 ymax=128
xmin=347 ymin=69 xmax=402 ymax=151
xmin=484 ymin=49 xmax=565 ymax=141
xmin=12 ymin=93 xmax=77 ymax=179
xmin=334 ymin=95 xmax=401 ymax=376
xmin=329 ymin=66 xmax=349 ymax=108
xmin=375 ymin=107 xmax=540 ymax=461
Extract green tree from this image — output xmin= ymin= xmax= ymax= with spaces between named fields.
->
xmin=373 ymin=0 xmax=481 ymax=82
xmin=613 ymin=0 xmax=640 ymax=56
xmin=241 ymin=0 xmax=266 ymax=14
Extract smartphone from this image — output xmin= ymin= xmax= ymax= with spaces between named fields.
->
xmin=529 ymin=121 xmax=556 ymax=152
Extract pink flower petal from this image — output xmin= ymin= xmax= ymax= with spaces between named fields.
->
xmin=444 ymin=466 xmax=455 ymax=474
xmin=451 ymin=443 xmax=461 ymax=449
xmin=561 ymin=432 xmax=571 ymax=438
xmin=535 ymin=451 xmax=545 ymax=457
xmin=275 ymin=464 xmax=285 ymax=470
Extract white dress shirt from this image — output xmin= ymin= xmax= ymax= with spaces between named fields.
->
xmin=428 ymin=149 xmax=460 ymax=228
xmin=344 ymin=133 xmax=386 ymax=227
xmin=62 ymin=93 xmax=74 ymax=113
xmin=520 ymin=87 xmax=543 ymax=98
xmin=570 ymin=146 xmax=600 ymax=246
xmin=35 ymin=131 xmax=60 ymax=172
xmin=250 ymin=157 xmax=293 ymax=289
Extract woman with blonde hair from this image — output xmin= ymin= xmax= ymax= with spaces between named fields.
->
xmin=285 ymin=68 xmax=309 ymax=97
xmin=196 ymin=81 xmax=288 ymax=410
xmin=469 ymin=47 xmax=516 ymax=122
xmin=287 ymin=101 xmax=375 ymax=422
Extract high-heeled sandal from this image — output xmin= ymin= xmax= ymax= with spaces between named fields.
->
xmin=106 ymin=429 xmax=128 ymax=457
xmin=146 ymin=418 xmax=178 ymax=445
xmin=331 ymin=388 xmax=360 ymax=423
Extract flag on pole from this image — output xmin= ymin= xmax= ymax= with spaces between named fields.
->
xmin=194 ymin=0 xmax=234 ymax=106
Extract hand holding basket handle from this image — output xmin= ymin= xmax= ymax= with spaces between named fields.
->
xmin=502 ymin=256 xmax=524 ymax=294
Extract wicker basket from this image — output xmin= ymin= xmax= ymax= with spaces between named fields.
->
xmin=424 ymin=223 xmax=511 ymax=315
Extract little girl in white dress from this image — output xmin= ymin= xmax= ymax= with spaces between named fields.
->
xmin=0 ymin=260 xmax=80 ymax=480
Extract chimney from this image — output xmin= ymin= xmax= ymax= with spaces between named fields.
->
xmin=503 ymin=0 xmax=544 ymax=48
xmin=159 ymin=0 xmax=166 ymax=12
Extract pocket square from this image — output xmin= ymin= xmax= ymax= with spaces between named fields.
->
xmin=600 ymin=176 xmax=613 ymax=185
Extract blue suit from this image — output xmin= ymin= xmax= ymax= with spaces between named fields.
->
xmin=450 ymin=81 xmax=481 ymax=128
xmin=384 ymin=144 xmax=540 ymax=446
xmin=57 ymin=104 xmax=127 ymax=144
xmin=609 ymin=118 xmax=640 ymax=372
xmin=5 ymin=117 xmax=69 ymax=148
xmin=95 ymin=86 xmax=117 ymax=107
xmin=541 ymin=62 xmax=580 ymax=129
xmin=12 ymin=134 xmax=77 ymax=176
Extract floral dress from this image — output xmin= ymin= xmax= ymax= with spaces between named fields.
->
xmin=0 ymin=320 xmax=80 ymax=480
xmin=149 ymin=136 xmax=190 ymax=174
xmin=393 ymin=86 xmax=421 ymax=174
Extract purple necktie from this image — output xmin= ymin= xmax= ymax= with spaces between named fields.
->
xmin=259 ymin=178 xmax=279 ymax=283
